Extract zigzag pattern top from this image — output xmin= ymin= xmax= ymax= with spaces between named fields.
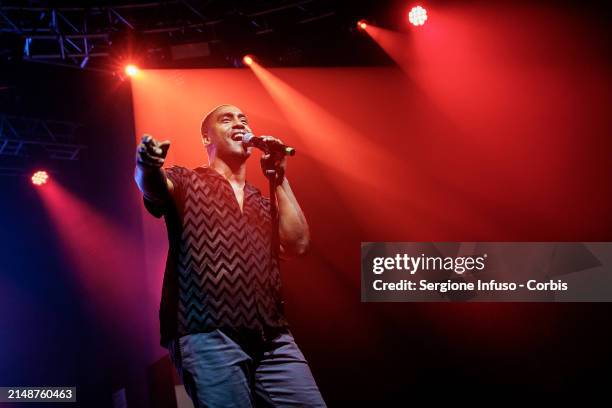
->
xmin=144 ymin=165 xmax=289 ymax=347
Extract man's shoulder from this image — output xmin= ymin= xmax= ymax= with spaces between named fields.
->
xmin=164 ymin=164 xmax=190 ymax=175
xmin=165 ymin=165 xmax=209 ymax=179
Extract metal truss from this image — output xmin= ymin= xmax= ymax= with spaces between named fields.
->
xmin=0 ymin=1 xmax=336 ymax=176
xmin=0 ymin=0 xmax=336 ymax=71
xmin=0 ymin=114 xmax=85 ymax=162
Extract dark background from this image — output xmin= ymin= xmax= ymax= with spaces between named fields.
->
xmin=1 ymin=0 xmax=611 ymax=406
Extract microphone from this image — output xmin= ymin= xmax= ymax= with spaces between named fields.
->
xmin=242 ymin=132 xmax=296 ymax=156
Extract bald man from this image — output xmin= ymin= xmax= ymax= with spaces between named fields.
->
xmin=134 ymin=105 xmax=326 ymax=407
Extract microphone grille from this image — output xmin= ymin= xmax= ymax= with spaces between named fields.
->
xmin=242 ymin=132 xmax=254 ymax=143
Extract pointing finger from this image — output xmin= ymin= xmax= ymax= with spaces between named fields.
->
xmin=159 ymin=140 xmax=171 ymax=153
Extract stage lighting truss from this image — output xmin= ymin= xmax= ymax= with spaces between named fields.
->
xmin=0 ymin=1 xmax=337 ymax=72
xmin=0 ymin=114 xmax=86 ymax=162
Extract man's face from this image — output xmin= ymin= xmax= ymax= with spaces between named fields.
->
xmin=204 ymin=105 xmax=253 ymax=161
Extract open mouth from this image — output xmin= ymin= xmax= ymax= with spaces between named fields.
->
xmin=231 ymin=132 xmax=245 ymax=142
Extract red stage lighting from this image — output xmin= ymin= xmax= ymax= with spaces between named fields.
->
xmin=31 ymin=170 xmax=49 ymax=186
xmin=125 ymin=64 xmax=140 ymax=77
xmin=243 ymin=55 xmax=254 ymax=66
xmin=408 ymin=6 xmax=428 ymax=26
xmin=357 ymin=20 xmax=368 ymax=30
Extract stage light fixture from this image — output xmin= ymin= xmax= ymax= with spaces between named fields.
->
xmin=243 ymin=55 xmax=254 ymax=66
xmin=408 ymin=6 xmax=428 ymax=26
xmin=357 ymin=20 xmax=367 ymax=30
xmin=125 ymin=64 xmax=140 ymax=77
xmin=32 ymin=170 xmax=49 ymax=186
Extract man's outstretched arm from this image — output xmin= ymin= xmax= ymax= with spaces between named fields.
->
xmin=134 ymin=134 xmax=173 ymax=202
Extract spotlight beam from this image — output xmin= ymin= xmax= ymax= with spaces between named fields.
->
xmin=246 ymin=60 xmax=407 ymax=195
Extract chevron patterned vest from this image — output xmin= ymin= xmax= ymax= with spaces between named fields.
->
xmin=144 ymin=165 xmax=289 ymax=347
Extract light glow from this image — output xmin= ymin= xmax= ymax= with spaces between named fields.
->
xmin=243 ymin=55 xmax=254 ymax=66
xmin=125 ymin=64 xmax=140 ymax=77
xmin=31 ymin=170 xmax=49 ymax=186
xmin=408 ymin=6 xmax=428 ymax=26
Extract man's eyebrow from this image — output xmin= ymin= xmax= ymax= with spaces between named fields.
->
xmin=218 ymin=113 xmax=233 ymax=120
xmin=217 ymin=112 xmax=247 ymax=120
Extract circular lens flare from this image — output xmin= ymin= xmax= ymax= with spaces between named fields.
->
xmin=408 ymin=6 xmax=428 ymax=26
xmin=125 ymin=64 xmax=140 ymax=77
xmin=31 ymin=170 xmax=49 ymax=186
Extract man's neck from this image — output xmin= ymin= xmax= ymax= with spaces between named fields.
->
xmin=209 ymin=156 xmax=246 ymax=186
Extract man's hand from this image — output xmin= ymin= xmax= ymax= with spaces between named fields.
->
xmin=260 ymin=136 xmax=287 ymax=185
xmin=134 ymin=134 xmax=174 ymax=201
xmin=136 ymin=134 xmax=171 ymax=168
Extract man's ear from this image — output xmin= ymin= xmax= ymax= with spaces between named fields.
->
xmin=202 ymin=132 xmax=211 ymax=147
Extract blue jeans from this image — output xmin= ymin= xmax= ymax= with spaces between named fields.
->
xmin=167 ymin=328 xmax=327 ymax=408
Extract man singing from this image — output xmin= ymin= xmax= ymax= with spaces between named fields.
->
xmin=134 ymin=104 xmax=326 ymax=407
